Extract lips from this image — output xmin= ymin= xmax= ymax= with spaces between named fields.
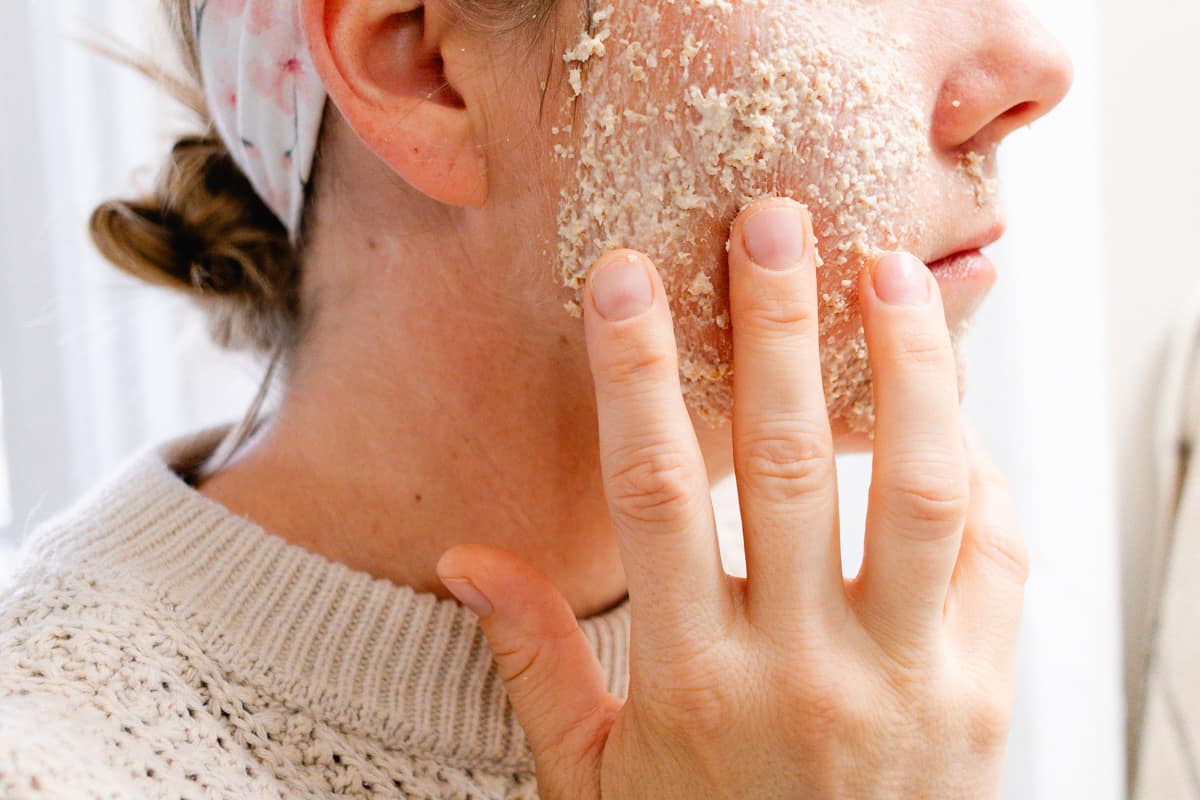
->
xmin=926 ymin=220 xmax=1007 ymax=267
xmin=924 ymin=249 xmax=998 ymax=324
xmin=927 ymin=248 xmax=992 ymax=275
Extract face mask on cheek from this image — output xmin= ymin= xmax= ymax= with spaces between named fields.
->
xmin=553 ymin=0 xmax=987 ymax=437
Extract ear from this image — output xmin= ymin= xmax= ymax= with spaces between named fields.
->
xmin=302 ymin=0 xmax=487 ymax=207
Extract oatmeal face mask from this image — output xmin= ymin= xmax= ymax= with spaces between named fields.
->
xmin=552 ymin=0 xmax=997 ymax=436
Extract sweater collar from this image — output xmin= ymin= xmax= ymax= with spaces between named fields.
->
xmin=21 ymin=424 xmax=632 ymax=772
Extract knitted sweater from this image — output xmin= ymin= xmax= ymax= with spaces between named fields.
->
xmin=0 ymin=425 xmax=632 ymax=799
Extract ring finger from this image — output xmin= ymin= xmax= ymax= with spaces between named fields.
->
xmin=729 ymin=199 xmax=845 ymax=630
xmin=856 ymin=252 xmax=970 ymax=645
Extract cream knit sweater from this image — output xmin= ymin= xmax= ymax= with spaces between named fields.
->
xmin=0 ymin=425 xmax=632 ymax=799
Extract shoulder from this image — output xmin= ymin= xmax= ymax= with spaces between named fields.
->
xmin=0 ymin=690 xmax=149 ymax=799
xmin=0 ymin=566 xmax=176 ymax=675
xmin=0 ymin=571 xmax=173 ymax=798
xmin=0 ymin=564 xmax=182 ymax=716
xmin=0 ymin=685 xmax=285 ymax=800
xmin=0 ymin=569 xmax=283 ymax=800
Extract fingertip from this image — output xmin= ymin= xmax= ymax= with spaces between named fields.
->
xmin=442 ymin=576 xmax=495 ymax=618
xmin=731 ymin=197 xmax=813 ymax=273
xmin=871 ymin=252 xmax=932 ymax=307
xmin=585 ymin=249 xmax=658 ymax=323
xmin=587 ymin=248 xmax=654 ymax=276
xmin=435 ymin=544 xmax=471 ymax=581
xmin=732 ymin=196 xmax=810 ymax=231
xmin=437 ymin=546 xmax=567 ymax=624
xmin=436 ymin=542 xmax=518 ymax=585
xmin=582 ymin=248 xmax=683 ymax=394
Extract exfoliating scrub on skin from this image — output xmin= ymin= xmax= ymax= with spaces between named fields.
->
xmin=551 ymin=0 xmax=998 ymax=434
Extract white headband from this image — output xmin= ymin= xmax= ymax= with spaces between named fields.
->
xmin=193 ymin=0 xmax=328 ymax=240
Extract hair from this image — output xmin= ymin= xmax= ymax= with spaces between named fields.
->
xmin=87 ymin=0 xmax=557 ymax=482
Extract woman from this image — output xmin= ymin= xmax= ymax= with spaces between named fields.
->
xmin=0 ymin=0 xmax=1071 ymax=797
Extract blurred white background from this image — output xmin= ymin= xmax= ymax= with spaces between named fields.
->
xmin=3 ymin=0 xmax=1195 ymax=797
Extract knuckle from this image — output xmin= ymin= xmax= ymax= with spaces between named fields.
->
xmin=774 ymin=665 xmax=853 ymax=735
xmin=493 ymin=638 xmax=552 ymax=687
xmin=492 ymin=622 xmax=579 ymax=687
xmin=970 ymin=523 xmax=1031 ymax=585
xmin=736 ymin=291 xmax=817 ymax=339
xmin=645 ymin=668 xmax=737 ymax=739
xmin=881 ymin=460 xmax=969 ymax=529
xmin=739 ymin=420 xmax=835 ymax=502
xmin=965 ymin=691 xmax=1015 ymax=754
xmin=597 ymin=335 xmax=675 ymax=392
xmin=894 ymin=328 xmax=954 ymax=372
xmin=638 ymin=642 xmax=743 ymax=739
xmin=605 ymin=444 xmax=701 ymax=526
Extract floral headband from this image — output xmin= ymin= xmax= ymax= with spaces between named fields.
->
xmin=193 ymin=0 xmax=328 ymax=241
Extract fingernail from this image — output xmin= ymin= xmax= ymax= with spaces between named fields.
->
xmin=443 ymin=577 xmax=494 ymax=618
xmin=590 ymin=253 xmax=654 ymax=321
xmin=872 ymin=253 xmax=931 ymax=306
xmin=742 ymin=203 xmax=811 ymax=271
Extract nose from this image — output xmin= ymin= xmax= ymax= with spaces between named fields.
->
xmin=931 ymin=1 xmax=1074 ymax=152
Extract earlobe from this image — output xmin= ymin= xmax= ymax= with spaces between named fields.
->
xmin=301 ymin=0 xmax=488 ymax=208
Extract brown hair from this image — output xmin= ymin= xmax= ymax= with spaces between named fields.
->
xmin=87 ymin=0 xmax=557 ymax=480
xmin=90 ymin=0 xmax=304 ymax=357
xmin=90 ymin=0 xmax=560 ymax=351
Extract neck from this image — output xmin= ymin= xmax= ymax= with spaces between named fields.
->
xmin=197 ymin=223 xmax=642 ymax=619
xmin=194 ymin=126 xmax=734 ymax=620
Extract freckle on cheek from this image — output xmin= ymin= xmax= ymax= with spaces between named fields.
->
xmin=552 ymin=0 xmax=978 ymax=437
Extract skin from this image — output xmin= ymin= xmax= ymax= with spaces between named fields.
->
xmin=452 ymin=203 xmax=1032 ymax=797
xmin=195 ymin=0 xmax=1071 ymax=793
xmin=199 ymin=0 xmax=1071 ymax=619
xmin=550 ymin=0 xmax=1062 ymax=442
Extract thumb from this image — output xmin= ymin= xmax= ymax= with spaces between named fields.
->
xmin=436 ymin=543 xmax=619 ymax=799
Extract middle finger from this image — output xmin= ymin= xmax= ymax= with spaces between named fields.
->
xmin=729 ymin=199 xmax=846 ymax=629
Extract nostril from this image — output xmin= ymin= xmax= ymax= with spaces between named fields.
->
xmin=961 ymin=100 xmax=1044 ymax=148
xmin=999 ymin=101 xmax=1039 ymax=124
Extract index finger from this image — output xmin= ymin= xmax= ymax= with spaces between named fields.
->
xmin=583 ymin=250 xmax=735 ymax=655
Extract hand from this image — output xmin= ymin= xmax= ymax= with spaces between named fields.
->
xmin=436 ymin=198 xmax=1027 ymax=799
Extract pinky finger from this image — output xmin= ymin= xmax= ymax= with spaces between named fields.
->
xmin=947 ymin=422 xmax=1029 ymax=671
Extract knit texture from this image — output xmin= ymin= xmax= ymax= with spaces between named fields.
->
xmin=0 ymin=425 xmax=632 ymax=799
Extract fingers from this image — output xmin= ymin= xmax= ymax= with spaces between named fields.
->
xmin=583 ymin=251 xmax=734 ymax=656
xmin=948 ymin=423 xmax=1028 ymax=671
xmin=856 ymin=253 xmax=970 ymax=642
xmin=436 ymin=544 xmax=618 ymax=800
xmin=727 ymin=199 xmax=844 ymax=626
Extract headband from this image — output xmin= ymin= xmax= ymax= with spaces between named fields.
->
xmin=193 ymin=0 xmax=328 ymax=241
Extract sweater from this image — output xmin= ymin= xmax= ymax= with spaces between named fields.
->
xmin=0 ymin=424 xmax=632 ymax=799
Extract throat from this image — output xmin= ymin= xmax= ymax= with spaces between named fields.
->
xmin=193 ymin=393 xmax=630 ymax=618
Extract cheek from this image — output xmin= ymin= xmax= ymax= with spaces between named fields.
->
xmin=551 ymin=0 xmax=937 ymax=439
xmin=670 ymin=244 xmax=878 ymax=444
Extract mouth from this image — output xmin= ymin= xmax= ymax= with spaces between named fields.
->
xmin=927 ymin=248 xmax=995 ymax=278
xmin=922 ymin=221 xmax=1005 ymax=316
xmin=926 ymin=219 xmax=1007 ymax=269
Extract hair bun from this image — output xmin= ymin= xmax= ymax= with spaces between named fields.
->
xmin=90 ymin=133 xmax=302 ymax=353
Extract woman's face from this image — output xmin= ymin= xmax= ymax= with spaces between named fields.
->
xmin=481 ymin=0 xmax=1071 ymax=450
